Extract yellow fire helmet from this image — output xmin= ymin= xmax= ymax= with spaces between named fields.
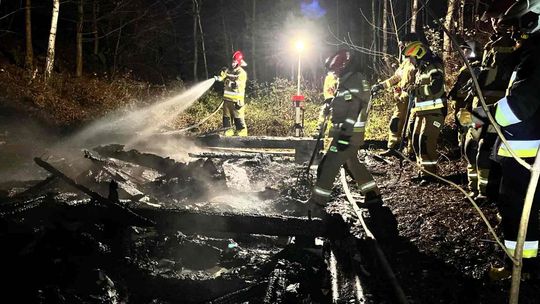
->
xmin=403 ymin=41 xmax=428 ymax=60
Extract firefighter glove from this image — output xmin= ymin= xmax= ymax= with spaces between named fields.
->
xmin=371 ymin=83 xmax=383 ymax=94
xmin=234 ymin=101 xmax=243 ymax=110
xmin=323 ymin=99 xmax=332 ymax=116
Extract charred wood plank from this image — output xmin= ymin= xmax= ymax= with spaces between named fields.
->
xmin=193 ymin=135 xmax=316 ymax=164
xmin=93 ymin=144 xmax=187 ymax=177
xmin=134 ymin=207 xmax=327 ymax=237
xmin=33 ymin=158 xmax=154 ymax=227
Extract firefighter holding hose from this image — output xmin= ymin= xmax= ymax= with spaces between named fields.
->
xmin=215 ymin=50 xmax=248 ymax=136
xmin=310 ymin=49 xmax=382 ymax=216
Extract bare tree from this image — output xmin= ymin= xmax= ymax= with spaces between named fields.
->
xmin=382 ymin=0 xmax=388 ymax=55
xmin=371 ymin=0 xmax=377 ymax=65
xmin=92 ymin=0 xmax=99 ymax=55
xmin=196 ymin=1 xmax=208 ymax=79
xmin=192 ymin=0 xmax=199 ymax=81
xmin=76 ymin=0 xmax=84 ymax=77
xmin=411 ymin=0 xmax=419 ymax=33
xmin=251 ymin=0 xmax=257 ymax=80
xmin=443 ymin=0 xmax=457 ymax=68
xmin=25 ymin=0 xmax=33 ymax=70
xmin=45 ymin=0 xmax=60 ymax=81
xmin=219 ymin=0 xmax=230 ymax=60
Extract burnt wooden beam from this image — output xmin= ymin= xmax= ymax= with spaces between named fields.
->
xmin=134 ymin=207 xmax=328 ymax=237
xmin=33 ymin=157 xmax=154 ymax=227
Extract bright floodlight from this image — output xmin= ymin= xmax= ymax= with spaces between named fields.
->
xmin=295 ymin=40 xmax=305 ymax=52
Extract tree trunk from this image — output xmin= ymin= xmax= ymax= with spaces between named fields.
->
xmin=92 ymin=0 xmax=99 ymax=55
xmin=192 ymin=0 xmax=199 ymax=81
xmin=76 ymin=0 xmax=84 ymax=77
xmin=24 ymin=0 xmax=33 ymax=70
xmin=443 ymin=0 xmax=457 ymax=66
xmin=371 ymin=0 xmax=377 ymax=66
xmin=45 ymin=0 xmax=60 ymax=81
xmin=196 ymin=1 xmax=208 ymax=79
xmin=251 ymin=0 xmax=257 ymax=80
xmin=459 ymin=0 xmax=465 ymax=35
xmin=382 ymin=0 xmax=388 ymax=56
xmin=411 ymin=0 xmax=419 ymax=33
xmin=219 ymin=0 xmax=230 ymax=61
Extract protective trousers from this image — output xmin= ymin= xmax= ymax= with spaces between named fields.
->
xmin=498 ymin=157 xmax=539 ymax=267
xmin=464 ymin=129 xmax=501 ymax=199
xmin=387 ymin=96 xmax=408 ymax=149
xmin=223 ymin=100 xmax=247 ymax=136
xmin=312 ymin=131 xmax=380 ymax=206
xmin=411 ymin=111 xmax=443 ymax=174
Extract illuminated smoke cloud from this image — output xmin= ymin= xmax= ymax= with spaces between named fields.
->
xmin=300 ymin=0 xmax=326 ymax=19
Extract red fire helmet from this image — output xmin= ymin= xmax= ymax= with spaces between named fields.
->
xmin=232 ymin=50 xmax=247 ymax=68
xmin=326 ymin=49 xmax=353 ymax=77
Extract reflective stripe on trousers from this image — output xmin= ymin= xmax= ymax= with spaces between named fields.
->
xmin=505 ymin=240 xmax=539 ymax=258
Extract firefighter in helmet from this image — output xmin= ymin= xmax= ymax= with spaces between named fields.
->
xmin=371 ymin=33 xmax=419 ymax=156
xmin=310 ymin=49 xmax=382 ymax=215
xmin=457 ymin=0 xmax=519 ymax=203
xmin=215 ymin=51 xmax=248 ymax=136
xmin=478 ymin=0 xmax=540 ymax=281
xmin=449 ymin=39 xmax=482 ymax=154
xmin=403 ymin=41 xmax=446 ymax=183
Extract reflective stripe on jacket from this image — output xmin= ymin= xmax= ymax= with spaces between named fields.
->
xmin=495 ymin=35 xmax=540 ymax=158
xmin=413 ymin=58 xmax=446 ymax=113
xmin=221 ymin=67 xmax=247 ymax=103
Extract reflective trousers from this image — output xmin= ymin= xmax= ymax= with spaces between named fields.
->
xmin=498 ymin=157 xmax=539 ymax=260
xmin=387 ymin=97 xmax=408 ymax=149
xmin=411 ymin=111 xmax=444 ymax=174
xmin=464 ymin=129 xmax=501 ymax=198
xmin=223 ymin=100 xmax=247 ymax=136
xmin=312 ymin=131 xmax=380 ymax=206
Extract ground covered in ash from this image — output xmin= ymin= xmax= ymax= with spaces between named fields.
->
xmin=0 ymin=131 xmax=539 ymax=303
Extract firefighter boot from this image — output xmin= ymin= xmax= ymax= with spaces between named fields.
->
xmin=362 ymin=192 xmax=384 ymax=207
xmin=488 ymin=265 xmax=512 ymax=281
xmin=233 ymin=118 xmax=248 ymax=137
xmin=223 ymin=117 xmax=234 ymax=136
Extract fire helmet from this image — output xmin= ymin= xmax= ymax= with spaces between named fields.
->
xmin=232 ymin=50 xmax=247 ymax=69
xmin=500 ymin=0 xmax=540 ymax=34
xmin=403 ymin=41 xmax=428 ymax=60
xmin=326 ymin=49 xmax=355 ymax=77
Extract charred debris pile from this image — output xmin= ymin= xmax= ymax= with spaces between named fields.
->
xmin=0 ymin=144 xmax=398 ymax=303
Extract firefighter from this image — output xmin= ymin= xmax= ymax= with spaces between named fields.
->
xmin=310 ymin=49 xmax=382 ymax=214
xmin=403 ymin=41 xmax=446 ymax=183
xmin=448 ymin=39 xmax=482 ymax=153
xmin=457 ymin=0 xmax=518 ymax=202
xmin=371 ymin=33 xmax=419 ymax=156
xmin=215 ymin=50 xmax=248 ymax=136
xmin=482 ymin=0 xmax=540 ymax=281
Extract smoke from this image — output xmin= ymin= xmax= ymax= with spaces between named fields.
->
xmin=300 ymin=0 xmax=326 ymax=19
xmin=67 ymin=78 xmax=216 ymax=148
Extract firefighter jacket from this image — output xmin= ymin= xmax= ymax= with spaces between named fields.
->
xmin=323 ymin=72 xmax=338 ymax=101
xmin=381 ymin=57 xmax=416 ymax=100
xmin=474 ymin=33 xmax=518 ymax=106
xmin=217 ymin=67 xmax=247 ymax=105
xmin=412 ymin=55 xmax=446 ymax=114
xmin=329 ymin=71 xmax=371 ymax=136
xmin=494 ymin=34 xmax=540 ymax=159
xmin=448 ymin=60 xmax=481 ymax=111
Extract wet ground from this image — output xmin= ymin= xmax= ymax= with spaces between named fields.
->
xmin=0 ymin=121 xmax=539 ymax=303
